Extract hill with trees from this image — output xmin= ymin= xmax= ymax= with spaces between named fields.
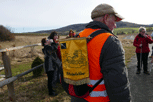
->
xmin=32 ymin=21 xmax=153 ymax=35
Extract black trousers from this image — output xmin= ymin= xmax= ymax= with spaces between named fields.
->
xmin=136 ymin=53 xmax=149 ymax=72
xmin=46 ymin=71 xmax=54 ymax=94
xmin=71 ymin=96 xmax=88 ymax=102
xmin=151 ymin=46 xmax=153 ymax=56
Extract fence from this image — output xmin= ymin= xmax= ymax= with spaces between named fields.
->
xmin=0 ymin=43 xmax=42 ymax=102
xmin=0 ymin=65 xmax=4 ymax=81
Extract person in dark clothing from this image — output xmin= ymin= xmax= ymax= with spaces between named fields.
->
xmin=48 ymin=31 xmax=61 ymax=82
xmin=133 ymin=27 xmax=153 ymax=75
xmin=41 ymin=35 xmax=60 ymax=96
xmin=71 ymin=3 xmax=131 ymax=102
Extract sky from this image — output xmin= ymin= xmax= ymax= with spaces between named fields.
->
xmin=0 ymin=0 xmax=153 ymax=33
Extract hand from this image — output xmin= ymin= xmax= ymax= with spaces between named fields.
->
xmin=143 ymin=34 xmax=147 ymax=38
xmin=139 ymin=44 xmax=142 ymax=47
xmin=48 ymin=39 xmax=53 ymax=43
xmin=45 ymin=39 xmax=53 ymax=45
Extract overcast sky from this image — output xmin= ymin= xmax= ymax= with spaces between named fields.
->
xmin=1 ymin=0 xmax=153 ymax=33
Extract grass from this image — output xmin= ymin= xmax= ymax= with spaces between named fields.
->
xmin=113 ymin=27 xmax=139 ymax=35
xmin=0 ymin=62 xmax=32 ymax=76
xmin=0 ymin=60 xmax=67 ymax=102
xmin=114 ymin=27 xmax=153 ymax=35
xmin=124 ymin=45 xmax=135 ymax=65
xmin=0 ymin=44 xmax=135 ymax=102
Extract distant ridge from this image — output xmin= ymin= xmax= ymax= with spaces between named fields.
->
xmin=34 ymin=23 xmax=88 ymax=34
xmin=33 ymin=21 xmax=153 ymax=35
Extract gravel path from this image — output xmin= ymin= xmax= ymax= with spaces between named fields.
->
xmin=127 ymin=44 xmax=153 ymax=102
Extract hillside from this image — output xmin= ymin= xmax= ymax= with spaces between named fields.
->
xmin=33 ymin=21 xmax=153 ymax=35
xmin=34 ymin=23 xmax=87 ymax=34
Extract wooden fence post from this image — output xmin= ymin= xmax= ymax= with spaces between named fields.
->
xmin=2 ymin=52 xmax=16 ymax=102
xmin=31 ymin=46 xmax=35 ymax=57
xmin=12 ymin=44 xmax=15 ymax=57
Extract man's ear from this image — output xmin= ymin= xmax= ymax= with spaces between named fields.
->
xmin=103 ymin=14 xmax=109 ymax=23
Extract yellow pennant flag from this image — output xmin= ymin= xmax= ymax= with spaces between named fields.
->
xmin=59 ymin=38 xmax=90 ymax=85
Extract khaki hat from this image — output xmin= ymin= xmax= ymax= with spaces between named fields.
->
xmin=91 ymin=4 xmax=123 ymax=22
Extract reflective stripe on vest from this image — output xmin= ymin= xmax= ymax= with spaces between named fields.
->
xmin=88 ymin=79 xmax=104 ymax=85
xmin=88 ymin=79 xmax=106 ymax=91
xmin=90 ymin=90 xmax=108 ymax=97
xmin=88 ymin=80 xmax=108 ymax=97
xmin=79 ymin=28 xmax=112 ymax=102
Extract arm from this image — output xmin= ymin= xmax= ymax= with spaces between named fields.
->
xmin=142 ymin=34 xmax=153 ymax=44
xmin=133 ymin=35 xmax=140 ymax=48
xmin=44 ymin=43 xmax=58 ymax=54
xmin=146 ymin=35 xmax=153 ymax=44
xmin=100 ymin=36 xmax=131 ymax=102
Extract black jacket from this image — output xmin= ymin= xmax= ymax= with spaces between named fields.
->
xmin=71 ymin=21 xmax=131 ymax=102
xmin=42 ymin=42 xmax=58 ymax=73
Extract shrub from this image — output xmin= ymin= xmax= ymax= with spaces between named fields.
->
xmin=31 ymin=57 xmax=44 ymax=77
xmin=0 ymin=25 xmax=15 ymax=41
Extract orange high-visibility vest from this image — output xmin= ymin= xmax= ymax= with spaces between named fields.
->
xmin=79 ymin=28 xmax=112 ymax=102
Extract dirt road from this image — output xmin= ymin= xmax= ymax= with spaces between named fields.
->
xmin=127 ymin=44 xmax=153 ymax=102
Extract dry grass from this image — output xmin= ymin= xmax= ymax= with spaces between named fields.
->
xmin=0 ymin=34 xmax=136 ymax=102
xmin=118 ymin=34 xmax=136 ymax=65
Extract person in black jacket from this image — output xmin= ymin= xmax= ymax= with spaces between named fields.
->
xmin=41 ymin=37 xmax=59 ymax=96
xmin=48 ymin=31 xmax=61 ymax=82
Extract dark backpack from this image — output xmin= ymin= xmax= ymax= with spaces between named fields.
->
xmin=58 ymin=29 xmax=111 ymax=98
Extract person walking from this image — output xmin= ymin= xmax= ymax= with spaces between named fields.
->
xmin=133 ymin=27 xmax=153 ymax=75
xmin=71 ymin=3 xmax=131 ymax=102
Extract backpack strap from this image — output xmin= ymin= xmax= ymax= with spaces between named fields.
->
xmin=87 ymin=29 xmax=114 ymax=43
xmin=89 ymin=77 xmax=104 ymax=93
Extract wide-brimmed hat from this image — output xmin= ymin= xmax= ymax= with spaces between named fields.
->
xmin=91 ymin=4 xmax=123 ymax=22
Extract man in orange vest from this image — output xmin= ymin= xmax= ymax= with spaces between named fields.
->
xmin=71 ymin=3 xmax=131 ymax=102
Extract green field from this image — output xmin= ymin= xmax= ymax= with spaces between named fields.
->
xmin=113 ymin=27 xmax=139 ymax=35
xmin=113 ymin=27 xmax=153 ymax=35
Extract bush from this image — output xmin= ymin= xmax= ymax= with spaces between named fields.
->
xmin=0 ymin=25 xmax=15 ymax=41
xmin=31 ymin=57 xmax=44 ymax=77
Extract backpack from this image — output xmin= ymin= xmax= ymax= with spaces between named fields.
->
xmin=58 ymin=29 xmax=111 ymax=98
